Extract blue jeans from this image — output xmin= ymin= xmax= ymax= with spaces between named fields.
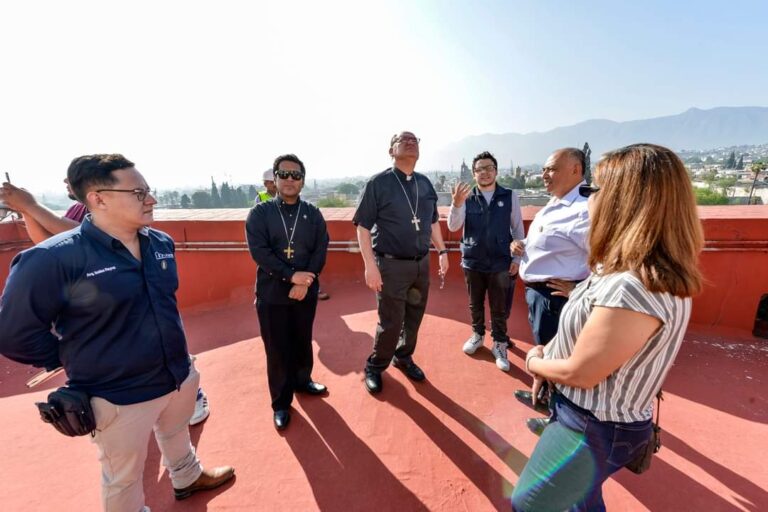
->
xmin=511 ymin=393 xmax=652 ymax=512
xmin=525 ymin=285 xmax=568 ymax=345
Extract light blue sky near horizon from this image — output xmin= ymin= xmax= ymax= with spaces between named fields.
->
xmin=413 ymin=0 xmax=766 ymax=132
xmin=0 ymin=0 xmax=766 ymax=194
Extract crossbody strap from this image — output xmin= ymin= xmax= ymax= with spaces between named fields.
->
xmin=652 ymin=390 xmax=663 ymax=453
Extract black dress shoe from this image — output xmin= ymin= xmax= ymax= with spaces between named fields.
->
xmin=514 ymin=389 xmax=550 ymax=415
xmin=273 ymin=409 xmax=290 ymax=430
xmin=297 ymin=381 xmax=328 ymax=395
xmin=364 ymin=370 xmax=383 ymax=394
xmin=526 ymin=417 xmax=550 ymax=436
xmin=392 ymin=358 xmax=426 ymax=382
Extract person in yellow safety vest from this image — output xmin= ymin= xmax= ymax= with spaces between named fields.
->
xmin=255 ymin=169 xmax=278 ymax=204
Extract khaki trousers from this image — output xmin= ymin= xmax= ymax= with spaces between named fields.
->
xmin=90 ymin=364 xmax=203 ymax=512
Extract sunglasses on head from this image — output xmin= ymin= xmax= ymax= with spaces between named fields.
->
xmin=578 ymin=184 xmax=600 ymax=198
xmin=275 ymin=170 xmax=304 ymax=181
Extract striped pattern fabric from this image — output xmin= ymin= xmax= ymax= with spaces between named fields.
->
xmin=546 ymin=271 xmax=691 ymax=422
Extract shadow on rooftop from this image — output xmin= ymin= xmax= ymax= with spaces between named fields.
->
xmin=286 ymin=396 xmax=429 ymax=511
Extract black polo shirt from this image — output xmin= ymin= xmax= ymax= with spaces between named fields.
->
xmin=353 ymin=167 xmax=439 ymax=258
xmin=245 ymin=196 xmax=329 ymax=305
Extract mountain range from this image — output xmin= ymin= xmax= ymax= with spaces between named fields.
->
xmin=429 ymin=106 xmax=768 ymax=168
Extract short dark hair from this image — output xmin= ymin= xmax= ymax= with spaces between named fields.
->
xmin=67 ymin=154 xmax=135 ymax=203
xmin=273 ymin=154 xmax=306 ymax=176
xmin=472 ymin=151 xmax=498 ymax=171
xmin=560 ymin=147 xmax=585 ymax=175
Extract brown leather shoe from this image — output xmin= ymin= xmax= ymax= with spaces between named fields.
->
xmin=174 ymin=466 xmax=235 ymax=500
xmin=318 ymin=290 xmax=330 ymax=300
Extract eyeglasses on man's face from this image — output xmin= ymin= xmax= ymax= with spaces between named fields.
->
xmin=395 ymin=136 xmax=420 ymax=145
xmin=275 ymin=170 xmax=304 ymax=181
xmin=474 ymin=164 xmax=496 ymax=174
xmin=578 ymin=184 xmax=600 ymax=198
xmin=96 ymin=187 xmax=152 ymax=202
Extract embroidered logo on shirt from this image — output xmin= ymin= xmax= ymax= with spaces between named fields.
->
xmin=155 ymin=252 xmax=174 ymax=260
xmin=497 ymin=200 xmax=504 ymax=207
xmin=86 ymin=266 xmax=117 ymax=278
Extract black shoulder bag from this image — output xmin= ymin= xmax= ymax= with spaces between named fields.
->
xmin=625 ymin=391 xmax=663 ymax=474
xmin=35 ymin=387 xmax=96 ymax=437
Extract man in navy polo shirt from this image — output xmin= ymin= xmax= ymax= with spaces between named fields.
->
xmin=0 ymin=177 xmax=212 ymax=426
xmin=447 ymin=151 xmax=525 ymax=372
xmin=0 ymin=154 xmax=233 ymax=512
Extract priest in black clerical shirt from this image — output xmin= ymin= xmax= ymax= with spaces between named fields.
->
xmin=353 ymin=131 xmax=450 ymax=395
xmin=245 ymin=153 xmax=329 ymax=430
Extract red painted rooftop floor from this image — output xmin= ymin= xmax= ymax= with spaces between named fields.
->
xmin=1 ymin=280 xmax=767 ymax=511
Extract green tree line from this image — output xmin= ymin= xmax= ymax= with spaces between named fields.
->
xmin=176 ymin=180 xmax=258 ymax=208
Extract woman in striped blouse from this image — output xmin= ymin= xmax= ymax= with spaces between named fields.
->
xmin=511 ymin=144 xmax=704 ymax=512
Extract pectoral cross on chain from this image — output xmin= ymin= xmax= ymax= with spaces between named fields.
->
xmin=283 ymin=245 xmax=295 ymax=259
xmin=411 ymin=215 xmax=421 ymax=231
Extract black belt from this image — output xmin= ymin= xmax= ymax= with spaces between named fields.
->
xmin=375 ymin=251 xmax=427 ymax=261
xmin=523 ymin=281 xmax=551 ymax=290
xmin=524 ymin=279 xmax=583 ymax=290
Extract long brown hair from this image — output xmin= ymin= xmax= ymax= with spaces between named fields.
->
xmin=589 ymin=143 xmax=703 ymax=297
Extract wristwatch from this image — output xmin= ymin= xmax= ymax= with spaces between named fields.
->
xmin=438 ymin=249 xmax=449 ymax=255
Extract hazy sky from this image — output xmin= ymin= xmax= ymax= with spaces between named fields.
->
xmin=2 ymin=0 xmax=766 ymax=195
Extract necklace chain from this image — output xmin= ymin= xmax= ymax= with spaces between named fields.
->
xmin=276 ymin=200 xmax=301 ymax=257
xmin=393 ymin=169 xmax=420 ymax=229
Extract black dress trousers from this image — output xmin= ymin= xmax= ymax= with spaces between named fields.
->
xmin=256 ymin=296 xmax=319 ymax=410
xmin=366 ymin=255 xmax=430 ymax=373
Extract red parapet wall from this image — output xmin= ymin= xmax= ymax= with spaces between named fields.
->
xmin=692 ymin=207 xmax=768 ymax=329
xmin=1 ymin=206 xmax=766 ymax=331
xmin=0 ymin=221 xmax=31 ymax=286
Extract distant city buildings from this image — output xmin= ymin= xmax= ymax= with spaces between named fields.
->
xmin=29 ymin=143 xmax=767 ymax=211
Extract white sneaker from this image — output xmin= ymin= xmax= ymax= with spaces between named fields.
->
xmin=462 ymin=333 xmax=484 ymax=354
xmin=491 ymin=341 xmax=511 ymax=372
xmin=189 ymin=388 xmax=210 ymax=426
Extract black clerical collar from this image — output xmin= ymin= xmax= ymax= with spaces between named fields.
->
xmin=276 ymin=196 xmax=301 ymax=208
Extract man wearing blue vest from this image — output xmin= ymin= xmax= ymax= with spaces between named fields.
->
xmin=448 ymin=151 xmax=524 ymax=371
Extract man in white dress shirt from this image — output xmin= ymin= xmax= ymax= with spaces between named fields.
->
xmin=511 ymin=148 xmax=590 ymax=421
